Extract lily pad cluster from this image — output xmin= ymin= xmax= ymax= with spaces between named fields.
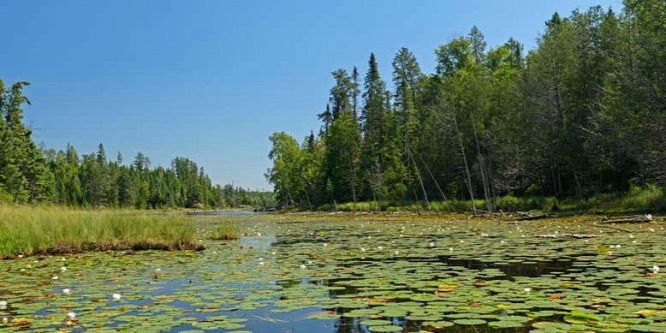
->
xmin=0 ymin=213 xmax=664 ymax=332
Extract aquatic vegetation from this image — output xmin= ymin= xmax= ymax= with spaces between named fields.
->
xmin=210 ymin=223 xmax=241 ymax=240
xmin=0 ymin=205 xmax=199 ymax=258
xmin=0 ymin=213 xmax=665 ymax=332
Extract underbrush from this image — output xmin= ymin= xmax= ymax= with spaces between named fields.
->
xmin=312 ymin=185 xmax=665 ymax=214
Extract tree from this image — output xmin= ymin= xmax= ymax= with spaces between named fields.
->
xmin=392 ymin=47 xmax=423 ymax=109
xmin=267 ymin=132 xmax=306 ymax=207
xmin=325 ymin=110 xmax=361 ymax=205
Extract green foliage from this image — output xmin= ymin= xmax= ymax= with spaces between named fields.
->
xmin=313 ymin=187 xmax=662 ymax=213
xmin=268 ymin=1 xmax=666 ymax=212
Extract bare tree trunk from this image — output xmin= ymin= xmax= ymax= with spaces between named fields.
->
xmin=408 ymin=147 xmax=431 ymax=211
xmin=303 ymin=182 xmax=314 ymax=210
xmin=471 ymin=120 xmax=494 ymax=212
xmin=417 ymin=152 xmax=447 ymax=200
xmin=451 ymin=110 xmax=477 ymax=215
xmin=349 ymin=153 xmax=357 ymax=213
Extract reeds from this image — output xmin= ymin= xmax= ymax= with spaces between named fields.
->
xmin=0 ymin=205 xmax=200 ymax=258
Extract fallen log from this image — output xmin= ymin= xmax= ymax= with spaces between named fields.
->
xmin=518 ymin=214 xmax=550 ymax=221
xmin=600 ymin=214 xmax=653 ymax=224
xmin=589 ymin=223 xmax=632 ymax=233
xmin=536 ymin=233 xmax=600 ymax=239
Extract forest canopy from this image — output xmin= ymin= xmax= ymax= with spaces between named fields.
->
xmin=267 ymin=0 xmax=666 ymax=211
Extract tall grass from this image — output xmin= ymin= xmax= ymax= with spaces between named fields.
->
xmin=0 ymin=205 xmax=199 ymax=258
xmin=210 ymin=222 xmax=241 ymax=240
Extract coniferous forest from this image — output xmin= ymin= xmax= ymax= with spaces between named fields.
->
xmin=267 ymin=0 xmax=666 ymax=211
xmin=0 ymin=81 xmax=274 ymax=209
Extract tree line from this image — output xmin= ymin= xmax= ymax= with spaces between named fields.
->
xmin=0 ymin=80 xmax=274 ymax=208
xmin=267 ymin=0 xmax=665 ymax=212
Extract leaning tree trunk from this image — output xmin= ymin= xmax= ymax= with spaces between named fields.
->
xmin=451 ymin=109 xmax=477 ymax=215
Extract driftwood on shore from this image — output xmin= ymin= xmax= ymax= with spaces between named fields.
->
xmin=599 ymin=214 xmax=653 ymax=224
xmin=589 ymin=223 xmax=632 ymax=233
xmin=517 ymin=214 xmax=550 ymax=221
xmin=507 ymin=211 xmax=584 ymax=221
xmin=536 ymin=233 xmax=601 ymax=239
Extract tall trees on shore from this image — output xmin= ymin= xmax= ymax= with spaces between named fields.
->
xmin=268 ymin=0 xmax=666 ymax=209
xmin=0 ymin=79 xmax=272 ymax=208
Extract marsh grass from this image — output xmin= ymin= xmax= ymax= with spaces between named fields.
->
xmin=210 ymin=222 xmax=241 ymax=240
xmin=0 ymin=205 xmax=200 ymax=258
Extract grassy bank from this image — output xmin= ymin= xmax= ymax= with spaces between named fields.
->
xmin=0 ymin=205 xmax=200 ymax=258
xmin=315 ymin=185 xmax=665 ymax=214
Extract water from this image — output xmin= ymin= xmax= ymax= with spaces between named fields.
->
xmin=0 ymin=213 xmax=664 ymax=332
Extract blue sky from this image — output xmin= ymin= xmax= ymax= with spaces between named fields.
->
xmin=0 ymin=0 xmax=621 ymax=190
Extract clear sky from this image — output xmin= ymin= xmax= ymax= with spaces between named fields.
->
xmin=0 ymin=0 xmax=621 ymax=190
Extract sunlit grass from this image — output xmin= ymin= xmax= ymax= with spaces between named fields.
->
xmin=0 ymin=205 xmax=199 ymax=258
xmin=210 ymin=222 xmax=241 ymax=240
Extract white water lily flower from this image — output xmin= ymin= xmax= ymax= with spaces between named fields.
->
xmin=394 ymin=250 xmax=399 ymax=255
xmin=112 ymin=293 xmax=122 ymax=301
xmin=653 ymin=265 xmax=660 ymax=274
xmin=481 ymin=233 xmax=489 ymax=237
xmin=66 ymin=312 xmax=76 ymax=320
xmin=524 ymin=287 xmax=532 ymax=292
xmin=18 ymin=254 xmax=24 ymax=258
xmin=429 ymin=241 xmax=435 ymax=247
xmin=2 ymin=317 xmax=7 ymax=324
xmin=60 ymin=266 xmax=67 ymax=272
xmin=629 ymin=234 xmax=634 ymax=239
xmin=155 ymin=268 xmax=162 ymax=273
xmin=0 ymin=301 xmax=7 ymax=310
xmin=299 ymin=264 xmax=306 ymax=270
xmin=360 ymin=247 xmax=366 ymax=252
xmin=307 ymin=260 xmax=313 ymax=265
xmin=449 ymin=247 xmax=454 ymax=251
xmin=52 ymin=275 xmax=59 ymax=280
xmin=63 ymin=289 xmax=72 ymax=295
